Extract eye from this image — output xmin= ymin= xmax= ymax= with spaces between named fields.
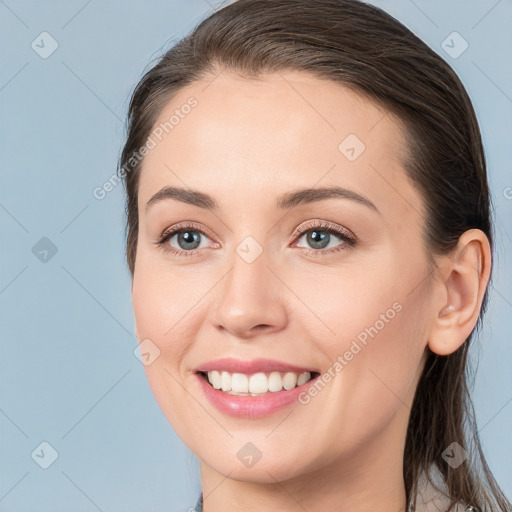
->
xmin=155 ymin=222 xmax=216 ymax=257
xmin=292 ymin=220 xmax=356 ymax=256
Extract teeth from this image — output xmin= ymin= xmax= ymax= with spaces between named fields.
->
xmin=268 ymin=371 xmax=282 ymax=392
xmin=231 ymin=373 xmax=249 ymax=393
xmin=206 ymin=370 xmax=313 ymax=395
xmin=297 ymin=372 xmax=310 ymax=386
xmin=282 ymin=372 xmax=297 ymax=390
xmin=249 ymin=372 xmax=267 ymax=393
xmin=221 ymin=371 xmax=231 ymax=391
xmin=210 ymin=370 xmax=222 ymax=389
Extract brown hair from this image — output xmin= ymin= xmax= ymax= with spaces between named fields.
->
xmin=118 ymin=1 xmax=510 ymax=509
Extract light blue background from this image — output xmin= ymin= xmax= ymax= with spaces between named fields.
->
xmin=1 ymin=1 xmax=511 ymax=510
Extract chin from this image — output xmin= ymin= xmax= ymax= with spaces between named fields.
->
xmin=196 ymin=441 xmax=318 ymax=483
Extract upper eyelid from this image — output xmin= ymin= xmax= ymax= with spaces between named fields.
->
xmin=291 ymin=219 xmax=355 ymax=240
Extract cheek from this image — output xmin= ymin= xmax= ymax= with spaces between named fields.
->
xmin=307 ymin=243 xmax=430 ymax=369
xmin=290 ymin=304 xmax=427 ymax=467
xmin=295 ymin=260 xmax=429 ymax=441
xmin=132 ymin=254 xmax=200 ymax=348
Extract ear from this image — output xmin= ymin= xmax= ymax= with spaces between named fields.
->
xmin=428 ymin=229 xmax=492 ymax=356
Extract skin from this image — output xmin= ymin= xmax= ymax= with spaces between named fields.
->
xmin=131 ymin=70 xmax=491 ymax=512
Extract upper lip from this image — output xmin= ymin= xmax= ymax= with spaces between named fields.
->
xmin=195 ymin=358 xmax=318 ymax=374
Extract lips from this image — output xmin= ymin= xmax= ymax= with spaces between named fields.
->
xmin=193 ymin=358 xmax=321 ymax=418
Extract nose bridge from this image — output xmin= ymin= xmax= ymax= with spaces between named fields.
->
xmin=223 ymin=238 xmax=272 ymax=312
xmin=210 ymin=234 xmax=287 ymax=337
xmin=228 ymin=238 xmax=268 ymax=295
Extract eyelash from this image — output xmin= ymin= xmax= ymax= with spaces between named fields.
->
xmin=154 ymin=220 xmax=357 ymax=258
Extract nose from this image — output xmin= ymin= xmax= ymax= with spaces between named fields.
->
xmin=209 ymin=249 xmax=288 ymax=340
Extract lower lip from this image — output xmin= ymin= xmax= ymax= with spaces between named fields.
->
xmin=195 ymin=373 xmax=319 ymax=419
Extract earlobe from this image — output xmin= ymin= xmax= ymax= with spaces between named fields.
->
xmin=428 ymin=229 xmax=491 ymax=356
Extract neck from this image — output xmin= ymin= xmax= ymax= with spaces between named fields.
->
xmin=199 ymin=420 xmax=409 ymax=512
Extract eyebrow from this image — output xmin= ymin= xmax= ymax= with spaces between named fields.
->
xmin=145 ymin=185 xmax=379 ymax=213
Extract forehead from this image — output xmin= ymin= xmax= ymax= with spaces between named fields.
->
xmin=138 ymin=70 xmax=421 ymax=220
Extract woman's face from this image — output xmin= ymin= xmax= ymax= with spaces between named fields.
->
xmin=132 ymin=70 xmax=434 ymax=483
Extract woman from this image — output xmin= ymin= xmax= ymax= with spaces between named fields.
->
xmin=119 ymin=0 xmax=511 ymax=510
